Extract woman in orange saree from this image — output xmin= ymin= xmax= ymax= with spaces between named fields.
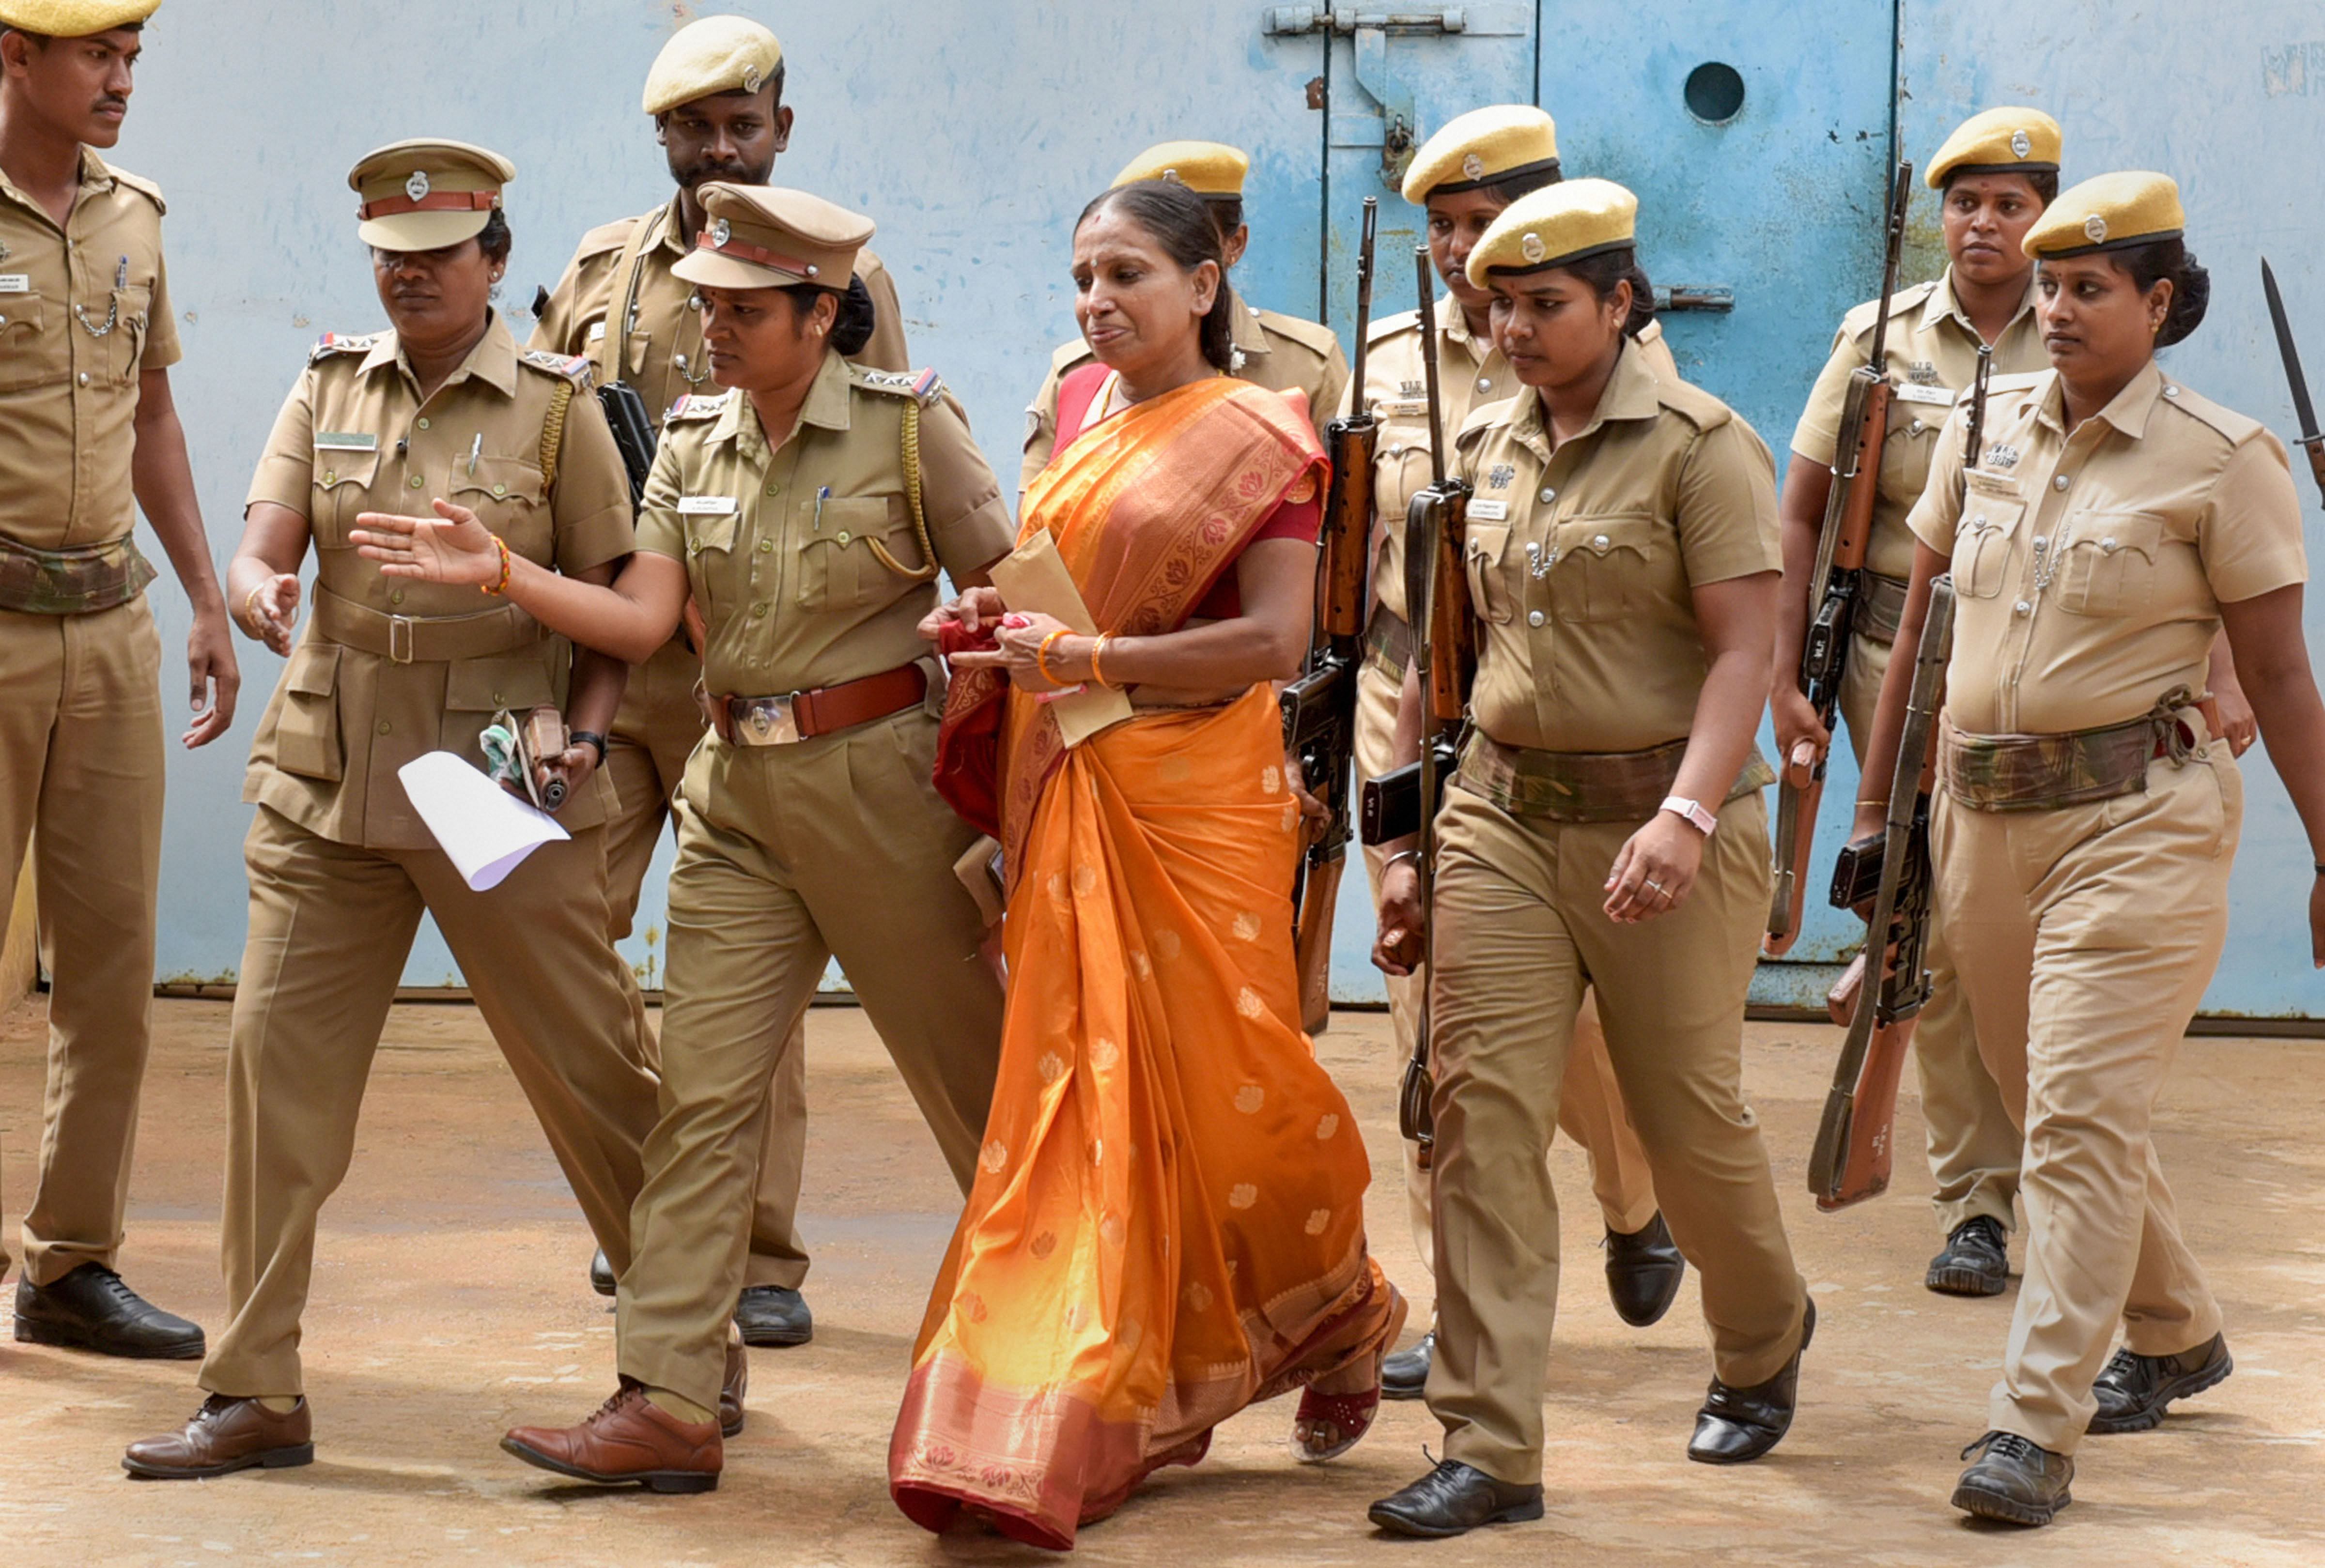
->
xmin=890 ymin=181 xmax=1403 ymax=1550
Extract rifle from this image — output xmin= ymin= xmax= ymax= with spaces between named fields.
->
xmin=2261 ymin=258 xmax=2325 ymax=506
xmin=1767 ymin=157 xmax=1914 ymax=955
xmin=1282 ymin=197 xmax=1381 ymax=1035
xmin=599 ymin=382 xmax=658 ymax=509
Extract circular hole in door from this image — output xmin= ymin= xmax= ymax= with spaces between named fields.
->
xmin=1684 ymin=61 xmax=1747 ymax=125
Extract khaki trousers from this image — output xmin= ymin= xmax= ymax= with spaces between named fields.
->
xmin=200 ymin=806 xmax=662 ymax=1397
xmin=0 ymin=600 xmax=164 ymax=1286
xmin=1934 ymin=749 xmax=2233 ymax=1453
xmin=618 ymin=712 xmax=1004 ymax=1411
xmin=1352 ymin=660 xmax=1658 ymax=1293
xmin=604 ymin=638 xmax=810 ymax=1291
xmin=1841 ymin=630 xmax=2019 ymax=1235
xmin=1425 ymin=785 xmax=1808 ymax=1485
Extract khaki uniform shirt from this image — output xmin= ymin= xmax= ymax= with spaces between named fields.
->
xmin=634 ymin=354 xmax=1014 ymax=697
xmin=1793 ymin=271 xmax=2044 ymax=582
xmin=1020 ymin=292 xmax=1348 ymax=491
xmin=1908 ymin=361 xmax=2307 ymax=737
xmin=531 ymin=193 xmax=909 ymax=421
xmin=1451 ymin=343 xmax=1781 ymax=753
xmin=0 ymin=147 xmax=181 ymax=548
xmin=243 ymin=313 xmax=636 ymax=847
xmin=1352 ymin=303 xmax=1682 ymax=626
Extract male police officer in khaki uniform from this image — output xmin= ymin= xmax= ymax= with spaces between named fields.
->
xmin=1359 ymin=106 xmax=1679 ymax=1400
xmin=1776 ymin=109 xmax=2059 ymax=1297
xmin=0 ymin=0 xmax=237 ymax=1360
xmin=124 ymin=140 xmax=688 ymax=1480
xmin=1020 ymin=139 xmax=1347 ymax=490
xmin=532 ymin=15 xmax=914 ymax=1345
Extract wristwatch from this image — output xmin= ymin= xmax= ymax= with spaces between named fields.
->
xmin=1660 ymin=795 xmax=1717 ymax=836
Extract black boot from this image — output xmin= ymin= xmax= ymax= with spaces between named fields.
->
xmin=1368 ymin=1458 xmax=1544 ymax=1539
xmin=1688 ymin=1298 xmax=1814 ymax=1464
xmin=14 ymin=1265 xmax=204 ymax=1360
xmin=1952 ymin=1430 xmax=2073 ymax=1525
xmin=589 ymin=1250 xmax=616 ymax=1298
xmin=1925 ymin=1216 xmax=2009 ymax=1297
xmin=1604 ymin=1213 xmax=1686 ymax=1327
xmin=2089 ymin=1333 xmax=2232 ymax=1434
xmin=733 ymin=1285 xmax=813 ymax=1348
xmin=1381 ymin=1330 xmax=1433 ymax=1401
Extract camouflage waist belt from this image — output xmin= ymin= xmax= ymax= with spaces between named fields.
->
xmin=1941 ymin=687 xmax=2201 ymax=813
xmin=1363 ymin=605 xmax=1410 ymax=679
xmin=312 ymin=585 xmax=547 ymax=663
xmin=0 ymin=533 xmax=157 ymax=615
xmin=1857 ymin=571 xmax=1910 ymax=645
xmin=1458 ymin=731 xmax=1777 ymax=824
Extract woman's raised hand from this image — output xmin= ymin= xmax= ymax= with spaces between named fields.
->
xmin=351 ymin=499 xmax=501 ymax=586
xmin=919 ymin=584 xmax=1008 ymax=642
xmin=948 ymin=609 xmax=1080 ymax=693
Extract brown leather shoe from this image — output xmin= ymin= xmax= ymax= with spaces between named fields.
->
xmin=502 ymin=1381 xmax=721 ymax=1493
xmin=720 ymin=1339 xmax=746 ymax=1439
xmin=123 ymin=1395 xmax=314 ymax=1479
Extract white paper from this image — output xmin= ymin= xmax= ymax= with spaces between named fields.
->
xmin=397 ymin=750 xmax=569 ymax=892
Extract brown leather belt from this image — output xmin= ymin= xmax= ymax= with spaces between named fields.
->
xmin=713 ymin=662 xmax=927 ymax=746
xmin=1856 ymin=571 xmax=1910 ymax=645
xmin=312 ymin=585 xmax=546 ymax=663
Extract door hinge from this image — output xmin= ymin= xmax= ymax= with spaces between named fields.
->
xmin=1655 ymin=285 xmax=1735 ymax=313
xmin=1262 ymin=6 xmax=1530 ymax=35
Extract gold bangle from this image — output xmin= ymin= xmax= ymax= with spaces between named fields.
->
xmin=1036 ymin=628 xmax=1072 ymax=687
xmin=1089 ymin=633 xmax=1116 ymax=689
xmin=242 ymin=581 xmax=269 ymax=629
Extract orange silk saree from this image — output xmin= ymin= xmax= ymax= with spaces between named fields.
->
xmin=890 ymin=378 xmax=1402 ymax=1549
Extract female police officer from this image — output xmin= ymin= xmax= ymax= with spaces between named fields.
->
xmin=1365 ymin=179 xmax=1811 ymax=1538
xmin=1854 ymin=172 xmax=2325 ymax=1526
xmin=123 ymin=139 xmax=667 ymax=1479
xmin=351 ymin=183 xmax=1013 ymax=1491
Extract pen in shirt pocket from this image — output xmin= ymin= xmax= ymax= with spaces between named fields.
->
xmin=813 ymin=485 xmax=829 ymax=531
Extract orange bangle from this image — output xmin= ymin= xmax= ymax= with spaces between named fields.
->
xmin=1089 ymin=633 xmax=1116 ymax=689
xmin=1036 ymin=628 xmax=1072 ymax=687
xmin=480 ymin=534 xmax=512 ymax=596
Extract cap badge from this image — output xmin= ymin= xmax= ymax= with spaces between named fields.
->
xmin=2083 ymin=214 xmax=2108 ymax=244
xmin=1461 ymin=153 xmax=1485 ymax=181
xmin=743 ymin=64 xmax=763 ymax=92
xmin=2010 ymin=129 xmax=2032 ymax=159
xmin=711 ymin=218 xmax=731 ymax=248
xmin=1519 ymin=231 xmax=1545 ymax=263
xmin=1161 ymin=168 xmax=1183 ymax=184
xmin=404 ymin=170 xmax=431 ymax=202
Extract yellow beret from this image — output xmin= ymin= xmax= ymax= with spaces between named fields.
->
xmin=1926 ymin=106 xmax=2062 ymax=188
xmin=2023 ymin=170 xmax=2184 ymax=259
xmin=1112 ymin=140 xmax=1249 ymax=199
xmin=347 ymin=138 xmax=513 ymax=253
xmin=672 ymin=184 xmax=874 ymax=292
xmin=1466 ymin=177 xmax=1636 ymax=285
xmin=643 ymin=15 xmax=782 ymax=117
xmin=1400 ymin=105 xmax=1559 ymax=204
xmin=0 ymin=0 xmax=157 ymax=33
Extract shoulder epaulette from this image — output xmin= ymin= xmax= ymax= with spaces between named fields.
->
xmin=1838 ymin=279 xmax=1940 ymax=341
xmin=108 ymin=167 xmax=167 ymax=214
xmin=1048 ymin=335 xmax=1094 ymax=376
xmin=853 ymin=364 xmax=946 ymax=406
xmin=1655 ymin=376 xmax=1737 ymax=433
xmin=308 ymin=332 xmax=381 ymax=364
xmin=1455 ymin=393 xmax=1520 ymax=445
xmin=2156 ymin=381 xmax=2265 ymax=446
xmin=520 ymin=348 xmax=596 ymax=387
xmin=1366 ymin=307 xmax=1423 ymax=345
xmin=664 ymin=390 xmax=734 ymax=424
xmin=1255 ymin=308 xmax=1345 ymax=358
xmin=572 ymin=215 xmax=644 ymax=261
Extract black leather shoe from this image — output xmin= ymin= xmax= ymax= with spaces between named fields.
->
xmin=1368 ymin=1458 xmax=1544 ymax=1539
xmin=1688 ymin=1297 xmax=1814 ymax=1464
xmin=589 ymin=1250 xmax=616 ymax=1298
xmin=732 ymin=1285 xmax=812 ymax=1348
xmin=1604 ymin=1213 xmax=1686 ymax=1327
xmin=1925 ymin=1216 xmax=2010 ymax=1298
xmin=2088 ymin=1332 xmax=2232 ymax=1434
xmin=1952 ymin=1430 xmax=2073 ymax=1525
xmin=14 ymin=1265 xmax=204 ymax=1360
xmin=1381 ymin=1331 xmax=1433 ymax=1401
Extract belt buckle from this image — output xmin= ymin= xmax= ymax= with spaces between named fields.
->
xmin=739 ymin=692 xmax=800 ymax=745
xmin=388 ymin=614 xmax=415 ymax=664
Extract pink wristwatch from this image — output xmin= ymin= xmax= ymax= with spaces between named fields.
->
xmin=1660 ymin=795 xmax=1717 ymax=836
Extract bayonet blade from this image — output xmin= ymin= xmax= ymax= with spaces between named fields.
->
xmin=2263 ymin=258 xmax=2324 ymax=446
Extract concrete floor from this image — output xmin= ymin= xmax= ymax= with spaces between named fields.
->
xmin=1 ymin=997 xmax=2320 ymax=1567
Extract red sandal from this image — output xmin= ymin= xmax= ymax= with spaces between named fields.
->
xmin=1291 ymin=1385 xmax=1381 ymax=1464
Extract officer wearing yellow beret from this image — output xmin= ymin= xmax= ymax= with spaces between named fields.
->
xmin=1772 ymin=106 xmax=2068 ymax=1305
xmin=123 ymin=139 xmax=679 ymax=1480
xmin=1355 ymin=105 xmax=1678 ymax=1408
xmin=346 ymin=184 xmax=1011 ymax=1491
xmin=1853 ymin=170 xmax=2325 ymax=1526
xmin=0 ymin=0 xmax=238 ymax=1360
xmin=1019 ymin=138 xmax=1349 ymax=491
xmin=1368 ymin=178 xmax=1810 ymax=1537
xmin=530 ymin=13 xmax=914 ymax=1346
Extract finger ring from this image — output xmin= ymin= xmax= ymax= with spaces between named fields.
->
xmin=1644 ymin=880 xmax=1665 ymax=894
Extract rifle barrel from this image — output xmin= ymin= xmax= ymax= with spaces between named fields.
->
xmin=1348 ymin=198 xmax=1378 ymax=402
xmin=1415 ymin=246 xmax=1445 ymax=487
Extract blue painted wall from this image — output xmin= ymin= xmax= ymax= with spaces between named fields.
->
xmin=106 ymin=1 xmax=2325 ymax=1016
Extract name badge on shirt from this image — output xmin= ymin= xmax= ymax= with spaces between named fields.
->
xmin=313 ymin=431 xmax=379 ymax=451
xmin=1467 ymin=499 xmax=1510 ymax=522
xmin=588 ymin=320 xmax=607 ymax=342
xmin=1893 ymin=382 xmax=1956 ymax=408
xmin=678 ymin=495 xmax=739 ymax=515
xmin=0 ymin=275 xmax=29 ymax=294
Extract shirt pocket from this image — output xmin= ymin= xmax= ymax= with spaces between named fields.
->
xmin=272 ymin=643 xmax=344 ymax=782
xmin=2054 ymin=510 xmax=2165 ymax=617
xmin=310 ymin=446 xmax=381 ymax=546
xmin=1460 ymin=519 xmax=1515 ymax=625
xmin=681 ymin=509 xmax=742 ymax=621
xmin=1878 ymin=414 xmax=1942 ymax=511
xmin=794 ymin=495 xmax=914 ymax=612
xmin=1547 ymin=512 xmax=1662 ymax=623
xmin=449 ymin=457 xmax=550 ymax=560
xmin=1952 ymin=493 xmax=2025 ymax=600
xmin=0 ymin=294 xmax=59 ymax=394
xmin=440 ymin=653 xmax=559 ymax=756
